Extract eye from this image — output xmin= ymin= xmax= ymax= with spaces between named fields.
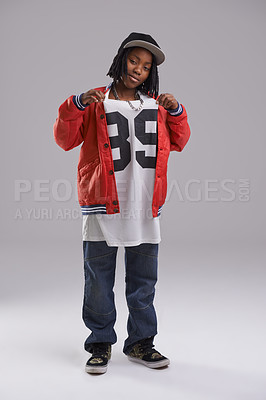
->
xmin=144 ymin=67 xmax=150 ymax=71
xmin=130 ymin=59 xmax=137 ymax=64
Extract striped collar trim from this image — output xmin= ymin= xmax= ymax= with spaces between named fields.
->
xmin=157 ymin=205 xmax=163 ymax=216
xmin=104 ymin=82 xmax=113 ymax=93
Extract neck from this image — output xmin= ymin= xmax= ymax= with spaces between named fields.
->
xmin=113 ymin=80 xmax=137 ymax=101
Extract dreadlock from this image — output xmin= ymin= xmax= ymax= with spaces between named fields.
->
xmin=106 ymin=47 xmax=159 ymax=99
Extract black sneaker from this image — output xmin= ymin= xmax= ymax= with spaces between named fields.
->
xmin=127 ymin=337 xmax=170 ymax=369
xmin=85 ymin=342 xmax=112 ymax=374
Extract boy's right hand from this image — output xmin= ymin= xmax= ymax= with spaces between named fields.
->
xmin=81 ymin=90 xmax=105 ymax=105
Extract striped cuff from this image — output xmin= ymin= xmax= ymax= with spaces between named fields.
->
xmin=81 ymin=204 xmax=107 ymax=215
xmin=72 ymin=93 xmax=89 ymax=111
xmin=167 ymin=102 xmax=183 ymax=116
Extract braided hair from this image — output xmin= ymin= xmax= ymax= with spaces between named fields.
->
xmin=106 ymin=47 xmax=159 ymax=99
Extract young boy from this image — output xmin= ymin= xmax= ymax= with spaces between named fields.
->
xmin=54 ymin=32 xmax=190 ymax=374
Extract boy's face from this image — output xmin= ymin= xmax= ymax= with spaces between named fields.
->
xmin=122 ymin=47 xmax=152 ymax=88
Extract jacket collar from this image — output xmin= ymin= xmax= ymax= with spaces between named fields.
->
xmin=104 ymin=82 xmax=112 ymax=93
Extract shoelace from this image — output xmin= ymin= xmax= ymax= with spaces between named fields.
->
xmin=91 ymin=344 xmax=110 ymax=358
xmin=139 ymin=338 xmax=158 ymax=355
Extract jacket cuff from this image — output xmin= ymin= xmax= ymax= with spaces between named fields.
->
xmin=166 ymin=102 xmax=183 ymax=116
xmin=72 ymin=93 xmax=90 ymax=111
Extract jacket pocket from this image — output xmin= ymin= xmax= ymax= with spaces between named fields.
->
xmin=78 ymin=157 xmax=107 ymax=202
xmin=78 ymin=157 xmax=101 ymax=180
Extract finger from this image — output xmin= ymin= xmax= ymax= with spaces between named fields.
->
xmin=165 ymin=99 xmax=174 ymax=109
xmin=95 ymin=91 xmax=105 ymax=101
xmin=164 ymin=95 xmax=176 ymax=109
xmin=91 ymin=91 xmax=104 ymax=102
xmin=88 ymin=95 xmax=98 ymax=103
xmin=156 ymin=93 xmax=167 ymax=106
xmin=161 ymin=95 xmax=172 ymax=108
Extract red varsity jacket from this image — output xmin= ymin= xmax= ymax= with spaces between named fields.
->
xmin=53 ymin=85 xmax=191 ymax=218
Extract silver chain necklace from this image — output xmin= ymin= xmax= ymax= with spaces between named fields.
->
xmin=112 ymin=82 xmax=144 ymax=111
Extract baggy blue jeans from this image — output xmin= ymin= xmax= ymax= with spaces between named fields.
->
xmin=82 ymin=240 xmax=159 ymax=355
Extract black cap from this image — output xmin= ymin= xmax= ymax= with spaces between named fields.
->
xmin=118 ymin=32 xmax=165 ymax=65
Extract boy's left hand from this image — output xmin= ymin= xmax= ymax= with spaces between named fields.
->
xmin=156 ymin=93 xmax=178 ymax=110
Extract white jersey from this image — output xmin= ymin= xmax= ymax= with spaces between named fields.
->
xmin=82 ymin=87 xmax=161 ymax=246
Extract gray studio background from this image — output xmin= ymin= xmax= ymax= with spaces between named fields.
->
xmin=1 ymin=1 xmax=266 ymax=399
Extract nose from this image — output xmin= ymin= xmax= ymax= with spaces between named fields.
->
xmin=133 ymin=65 xmax=141 ymax=75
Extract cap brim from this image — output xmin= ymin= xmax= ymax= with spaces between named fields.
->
xmin=123 ymin=40 xmax=165 ymax=65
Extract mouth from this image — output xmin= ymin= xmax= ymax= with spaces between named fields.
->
xmin=128 ymin=75 xmax=140 ymax=83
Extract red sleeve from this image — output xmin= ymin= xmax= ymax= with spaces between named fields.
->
xmin=53 ymin=96 xmax=85 ymax=151
xmin=166 ymin=104 xmax=191 ymax=152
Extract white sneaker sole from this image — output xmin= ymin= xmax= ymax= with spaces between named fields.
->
xmin=127 ymin=355 xmax=170 ymax=369
xmin=85 ymin=362 xmax=109 ymax=374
